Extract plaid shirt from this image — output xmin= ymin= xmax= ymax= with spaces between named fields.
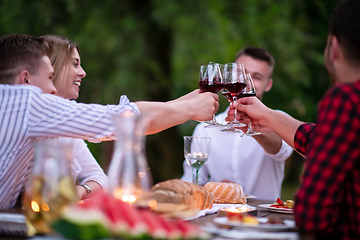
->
xmin=293 ymin=80 xmax=360 ymax=239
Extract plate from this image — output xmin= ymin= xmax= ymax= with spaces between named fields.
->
xmin=246 ymin=195 xmax=257 ymax=199
xmin=213 ymin=203 xmax=256 ymax=210
xmin=259 ymin=204 xmax=293 ymax=214
xmin=213 ymin=217 xmax=295 ymax=231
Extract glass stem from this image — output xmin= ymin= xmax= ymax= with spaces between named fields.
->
xmin=209 ymin=114 xmax=217 ymax=124
xmin=192 ymin=167 xmax=200 ymax=185
xmin=233 ymin=96 xmax=238 ymax=123
xmin=247 ymin=121 xmax=253 ymax=132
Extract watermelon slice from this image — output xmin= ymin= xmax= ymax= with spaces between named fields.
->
xmin=157 ymin=217 xmax=182 ymax=240
xmin=175 ymin=220 xmax=210 ymax=239
xmin=112 ymin=198 xmax=148 ymax=239
xmin=53 ymin=191 xmax=210 ymax=240
xmin=51 ymin=199 xmax=111 ymax=240
xmin=139 ymin=209 xmax=167 ymax=239
xmin=99 ymin=192 xmax=129 ymax=236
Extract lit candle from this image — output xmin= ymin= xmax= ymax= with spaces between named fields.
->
xmin=221 ymin=205 xmax=253 ymax=221
xmin=114 ymin=188 xmax=137 ymax=204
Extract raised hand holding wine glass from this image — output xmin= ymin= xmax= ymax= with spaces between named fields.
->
xmin=221 ymin=63 xmax=247 ymax=133
xmin=240 ymin=74 xmax=261 ymax=137
xmin=183 ymin=136 xmax=212 ymax=185
xmin=199 ymin=63 xmax=224 ymax=127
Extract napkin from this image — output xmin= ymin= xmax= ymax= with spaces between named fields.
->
xmin=0 ymin=213 xmax=27 ymax=236
xmin=0 ymin=213 xmax=25 ymax=223
xmin=184 ymin=203 xmax=256 ymax=221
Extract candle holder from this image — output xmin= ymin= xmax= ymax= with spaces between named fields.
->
xmin=219 ymin=206 xmax=257 ymax=219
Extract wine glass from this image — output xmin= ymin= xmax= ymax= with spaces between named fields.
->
xmin=240 ymin=74 xmax=261 ymax=137
xmin=183 ymin=136 xmax=212 ymax=185
xmin=199 ymin=63 xmax=224 ymax=127
xmin=221 ymin=63 xmax=247 ymax=133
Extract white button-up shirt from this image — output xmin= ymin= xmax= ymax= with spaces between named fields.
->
xmin=182 ymin=109 xmax=293 ymax=200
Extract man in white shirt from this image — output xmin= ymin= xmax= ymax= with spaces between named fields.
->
xmin=182 ymin=47 xmax=293 ymax=200
xmin=0 ymin=33 xmax=219 ymax=210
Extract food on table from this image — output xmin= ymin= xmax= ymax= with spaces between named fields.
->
xmin=270 ymin=198 xmax=294 ymax=209
xmin=203 ymin=182 xmax=246 ymax=204
xmin=151 ymin=179 xmax=214 ymax=216
xmin=52 ymin=191 xmax=210 ymax=240
xmin=226 ymin=212 xmax=259 ymax=225
xmin=285 ymin=200 xmax=295 ymax=208
xmin=265 ymin=217 xmax=285 ymax=225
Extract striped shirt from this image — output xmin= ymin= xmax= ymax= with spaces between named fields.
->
xmin=0 ymin=85 xmax=139 ymax=210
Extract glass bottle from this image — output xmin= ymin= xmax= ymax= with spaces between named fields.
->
xmin=107 ymin=111 xmax=153 ymax=208
xmin=22 ymin=139 xmax=77 ymax=235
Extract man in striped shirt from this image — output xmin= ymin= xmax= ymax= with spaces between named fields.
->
xmin=0 ymin=34 xmax=219 ymax=210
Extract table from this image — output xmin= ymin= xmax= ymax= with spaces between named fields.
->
xmin=0 ymin=198 xmax=299 ymax=240
xmin=191 ymin=198 xmax=298 ymax=239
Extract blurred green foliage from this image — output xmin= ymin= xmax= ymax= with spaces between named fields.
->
xmin=0 ymin=0 xmax=339 ymax=187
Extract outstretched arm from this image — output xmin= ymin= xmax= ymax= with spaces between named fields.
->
xmin=227 ymin=97 xmax=304 ymax=152
xmin=136 ymin=91 xmax=219 ymax=135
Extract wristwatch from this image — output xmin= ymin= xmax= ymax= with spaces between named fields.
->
xmin=81 ymin=184 xmax=91 ymax=194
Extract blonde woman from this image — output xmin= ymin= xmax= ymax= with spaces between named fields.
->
xmin=41 ymin=35 xmax=108 ymax=199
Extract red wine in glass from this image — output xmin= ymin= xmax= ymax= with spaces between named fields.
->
xmin=199 ymin=63 xmax=224 ymax=128
xmin=223 ymin=82 xmax=246 ymax=94
xmin=199 ymin=78 xmax=223 ymax=93
xmin=221 ymin=91 xmax=235 ymax=102
xmin=223 ymin=91 xmax=256 ymax=102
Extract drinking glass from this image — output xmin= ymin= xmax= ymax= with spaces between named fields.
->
xmin=184 ymin=136 xmax=212 ymax=185
xmin=22 ymin=139 xmax=77 ymax=235
xmin=221 ymin=63 xmax=247 ymax=133
xmin=199 ymin=63 xmax=224 ymax=127
xmin=240 ymin=74 xmax=261 ymax=137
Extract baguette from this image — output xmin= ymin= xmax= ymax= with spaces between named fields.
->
xmin=151 ymin=179 xmax=214 ymax=212
xmin=203 ymin=182 xmax=246 ymax=204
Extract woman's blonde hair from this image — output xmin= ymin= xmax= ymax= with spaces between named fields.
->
xmin=41 ymin=35 xmax=80 ymax=98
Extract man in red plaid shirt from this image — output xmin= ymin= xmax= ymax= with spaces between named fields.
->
xmin=227 ymin=0 xmax=360 ymax=239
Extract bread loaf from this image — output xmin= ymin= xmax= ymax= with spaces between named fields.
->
xmin=203 ymin=182 xmax=246 ymax=204
xmin=151 ymin=179 xmax=214 ymax=211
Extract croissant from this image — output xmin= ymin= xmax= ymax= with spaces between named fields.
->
xmin=203 ymin=182 xmax=246 ymax=204
xmin=151 ymin=179 xmax=214 ymax=211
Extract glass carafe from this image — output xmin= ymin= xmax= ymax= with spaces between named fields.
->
xmin=22 ymin=139 xmax=77 ymax=235
xmin=107 ymin=111 xmax=153 ymax=208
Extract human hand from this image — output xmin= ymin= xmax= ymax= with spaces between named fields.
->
xmin=225 ymin=97 xmax=273 ymax=132
xmin=188 ymin=92 xmax=219 ymax=121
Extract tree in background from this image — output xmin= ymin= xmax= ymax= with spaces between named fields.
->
xmin=0 ymin=0 xmax=339 ymax=187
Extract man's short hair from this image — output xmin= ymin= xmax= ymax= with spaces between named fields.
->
xmin=329 ymin=0 xmax=360 ymax=66
xmin=235 ymin=46 xmax=275 ymax=72
xmin=0 ymin=34 xmax=49 ymax=84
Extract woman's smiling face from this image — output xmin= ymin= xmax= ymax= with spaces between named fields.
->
xmin=55 ymin=48 xmax=86 ymax=100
